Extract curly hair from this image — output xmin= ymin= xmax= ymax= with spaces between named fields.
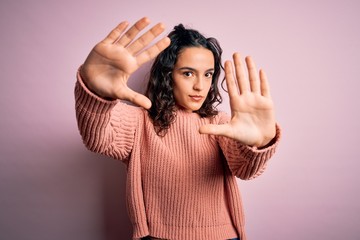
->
xmin=145 ymin=24 xmax=224 ymax=136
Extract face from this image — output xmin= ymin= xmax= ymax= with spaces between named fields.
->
xmin=172 ymin=47 xmax=215 ymax=113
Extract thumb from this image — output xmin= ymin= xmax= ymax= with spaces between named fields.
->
xmin=199 ymin=124 xmax=231 ymax=137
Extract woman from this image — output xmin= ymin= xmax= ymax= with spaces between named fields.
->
xmin=75 ymin=17 xmax=280 ymax=240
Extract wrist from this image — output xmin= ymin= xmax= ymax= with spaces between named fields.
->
xmin=79 ymin=65 xmax=93 ymax=91
xmin=256 ymin=136 xmax=276 ymax=149
xmin=255 ymin=127 xmax=277 ymax=149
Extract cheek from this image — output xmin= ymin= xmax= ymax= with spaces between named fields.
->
xmin=173 ymin=84 xmax=184 ymax=102
xmin=205 ymin=81 xmax=213 ymax=92
xmin=173 ymin=80 xmax=189 ymax=94
xmin=173 ymin=88 xmax=180 ymax=101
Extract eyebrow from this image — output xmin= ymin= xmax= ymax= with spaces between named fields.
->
xmin=177 ymin=67 xmax=215 ymax=72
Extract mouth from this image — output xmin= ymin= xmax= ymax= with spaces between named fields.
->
xmin=189 ymin=95 xmax=204 ymax=101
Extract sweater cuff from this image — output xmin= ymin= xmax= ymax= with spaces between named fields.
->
xmin=222 ymin=124 xmax=281 ymax=179
xmin=75 ymin=68 xmax=118 ymax=114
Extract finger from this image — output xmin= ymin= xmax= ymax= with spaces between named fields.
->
xmin=116 ymin=87 xmax=152 ymax=109
xmin=127 ymin=23 xmax=166 ymax=55
xmin=116 ymin=17 xmax=151 ymax=46
xmin=199 ymin=124 xmax=231 ymax=137
xmin=233 ymin=53 xmax=249 ymax=93
xmin=245 ymin=56 xmax=260 ymax=93
xmin=102 ymin=21 xmax=129 ymax=44
xmin=136 ymin=36 xmax=171 ymax=66
xmin=224 ymin=61 xmax=239 ymax=97
xmin=259 ymin=69 xmax=271 ymax=97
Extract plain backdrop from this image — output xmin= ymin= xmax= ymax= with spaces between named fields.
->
xmin=1 ymin=0 xmax=359 ymax=239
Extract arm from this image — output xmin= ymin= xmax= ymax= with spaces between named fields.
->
xmin=217 ymin=116 xmax=281 ymax=180
xmin=200 ymin=53 xmax=281 ymax=179
xmin=75 ymin=17 xmax=170 ymax=161
xmin=75 ymin=71 xmax=139 ymax=162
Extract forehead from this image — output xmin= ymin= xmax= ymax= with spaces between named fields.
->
xmin=175 ymin=47 xmax=214 ymax=69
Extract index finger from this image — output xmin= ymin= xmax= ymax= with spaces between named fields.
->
xmin=224 ymin=60 xmax=238 ymax=97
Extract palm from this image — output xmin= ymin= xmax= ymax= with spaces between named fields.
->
xmin=81 ymin=18 xmax=170 ymax=109
xmin=227 ymin=89 xmax=275 ymax=146
xmin=200 ymin=54 xmax=276 ymax=148
xmin=93 ymin=42 xmax=139 ymax=74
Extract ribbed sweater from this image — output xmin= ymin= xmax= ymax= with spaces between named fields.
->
xmin=74 ymin=72 xmax=281 ymax=240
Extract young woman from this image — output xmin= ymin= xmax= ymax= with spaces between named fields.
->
xmin=75 ymin=17 xmax=280 ymax=240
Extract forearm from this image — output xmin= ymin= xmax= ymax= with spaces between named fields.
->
xmin=219 ymin=124 xmax=281 ymax=180
xmin=75 ymin=71 xmax=117 ymax=150
xmin=75 ymin=70 xmax=137 ymax=161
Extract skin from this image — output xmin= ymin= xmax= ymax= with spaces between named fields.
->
xmin=199 ymin=53 xmax=276 ymax=147
xmin=172 ymin=47 xmax=214 ymax=113
xmin=81 ymin=17 xmax=276 ymax=148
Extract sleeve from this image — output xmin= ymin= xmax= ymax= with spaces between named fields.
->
xmin=74 ymin=69 xmax=140 ymax=163
xmin=216 ymin=112 xmax=281 ymax=180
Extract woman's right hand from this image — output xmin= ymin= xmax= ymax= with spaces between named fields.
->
xmin=80 ymin=17 xmax=171 ymax=109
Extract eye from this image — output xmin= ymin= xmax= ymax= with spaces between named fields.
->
xmin=205 ymin=72 xmax=214 ymax=78
xmin=182 ymin=71 xmax=193 ymax=77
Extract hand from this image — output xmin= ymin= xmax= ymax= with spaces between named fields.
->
xmin=199 ymin=53 xmax=276 ymax=148
xmin=80 ymin=17 xmax=171 ymax=109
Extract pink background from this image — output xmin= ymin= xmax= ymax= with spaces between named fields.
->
xmin=1 ymin=0 xmax=359 ymax=239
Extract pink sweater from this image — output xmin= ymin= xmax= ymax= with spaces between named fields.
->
xmin=75 ymin=73 xmax=281 ymax=240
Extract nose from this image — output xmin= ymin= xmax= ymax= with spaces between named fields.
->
xmin=193 ymin=77 xmax=205 ymax=91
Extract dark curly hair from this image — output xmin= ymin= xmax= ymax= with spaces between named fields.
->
xmin=145 ymin=24 xmax=224 ymax=136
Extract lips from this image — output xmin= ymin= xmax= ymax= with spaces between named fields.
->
xmin=189 ymin=95 xmax=203 ymax=101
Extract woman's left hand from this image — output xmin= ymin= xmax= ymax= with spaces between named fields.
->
xmin=199 ymin=53 xmax=276 ymax=148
